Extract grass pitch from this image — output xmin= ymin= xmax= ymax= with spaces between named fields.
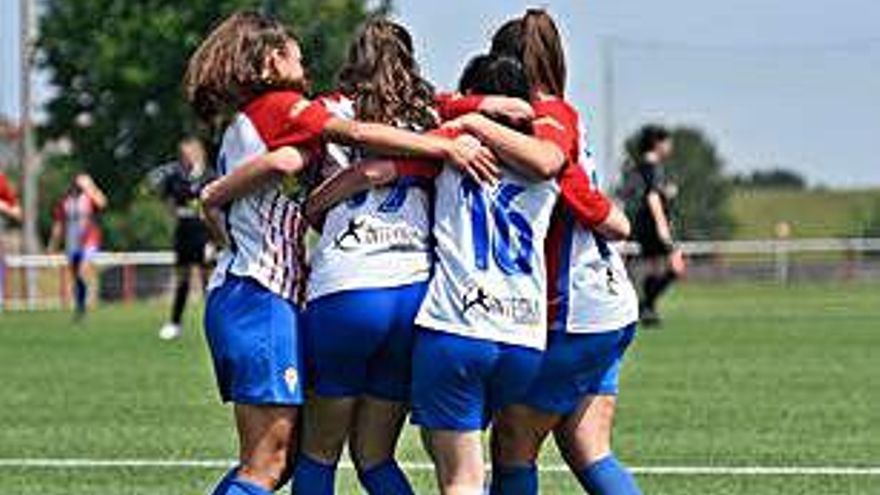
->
xmin=0 ymin=282 xmax=878 ymax=494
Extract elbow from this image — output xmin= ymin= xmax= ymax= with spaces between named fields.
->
xmin=535 ymin=148 xmax=565 ymax=180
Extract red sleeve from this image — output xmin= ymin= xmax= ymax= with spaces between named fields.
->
xmin=436 ymin=92 xmax=485 ymax=121
xmin=393 ymin=126 xmax=461 ymax=180
xmin=244 ymin=91 xmax=331 ymax=151
xmin=532 ymin=99 xmax=578 ymax=165
xmin=557 ymin=164 xmax=612 ymax=228
xmin=0 ymin=174 xmax=18 ymax=206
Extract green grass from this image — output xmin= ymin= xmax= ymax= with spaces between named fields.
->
xmin=1 ymin=282 xmax=879 ymax=494
xmin=729 ymin=188 xmax=880 ymax=239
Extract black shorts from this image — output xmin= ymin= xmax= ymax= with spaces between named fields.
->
xmin=174 ymin=220 xmax=208 ymax=266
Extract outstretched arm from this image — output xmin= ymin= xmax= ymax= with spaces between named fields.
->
xmin=322 ymin=117 xmax=498 ymax=184
xmin=200 ymin=147 xmax=308 ymax=209
xmin=456 ymin=112 xmax=565 ymax=180
xmin=304 ymin=159 xmax=401 ymax=228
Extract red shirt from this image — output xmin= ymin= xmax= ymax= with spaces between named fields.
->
xmin=0 ymin=173 xmax=18 ymax=209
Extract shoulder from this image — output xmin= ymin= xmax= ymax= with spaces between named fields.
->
xmin=242 ymin=90 xmax=331 ymax=151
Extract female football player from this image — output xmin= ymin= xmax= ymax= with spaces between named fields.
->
xmin=487 ymin=9 xmax=643 ymax=495
xmin=185 ymin=12 xmax=498 ymax=495
xmin=290 ymin=19 xmax=440 ymax=495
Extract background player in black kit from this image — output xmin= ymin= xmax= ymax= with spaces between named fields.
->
xmin=627 ymin=125 xmax=686 ymax=326
xmin=154 ymin=137 xmax=216 ymax=340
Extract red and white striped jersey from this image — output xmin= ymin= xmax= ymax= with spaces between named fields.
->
xmin=208 ymin=90 xmax=330 ymax=302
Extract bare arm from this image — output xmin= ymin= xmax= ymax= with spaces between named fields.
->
xmin=201 ymin=206 xmax=230 ymax=248
xmin=0 ymin=201 xmax=21 ymax=222
xmin=200 ymin=147 xmax=308 ymax=209
xmin=304 ymin=160 xmax=399 ymax=228
xmin=76 ymin=175 xmax=108 ymax=210
xmin=593 ymin=204 xmax=631 ymax=241
xmin=48 ymin=221 xmax=63 ymax=253
xmin=322 ymin=117 xmax=498 ymax=184
xmin=458 ymin=113 xmax=564 ymax=180
xmin=647 ymin=191 xmax=673 ymax=245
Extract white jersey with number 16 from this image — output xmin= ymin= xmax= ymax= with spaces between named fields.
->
xmin=416 ymin=165 xmax=558 ymax=350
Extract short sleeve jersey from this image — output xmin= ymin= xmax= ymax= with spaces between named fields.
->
xmin=208 ymin=90 xmax=330 ymax=302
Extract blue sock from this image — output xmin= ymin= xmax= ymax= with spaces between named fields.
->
xmin=211 ymin=467 xmax=272 ymax=495
xmin=291 ymin=455 xmax=336 ymax=495
xmin=489 ymin=463 xmax=538 ymax=495
xmin=74 ymin=277 xmax=87 ymax=314
xmin=576 ymin=454 xmax=641 ymax=495
xmin=358 ymin=459 xmax=414 ymax=495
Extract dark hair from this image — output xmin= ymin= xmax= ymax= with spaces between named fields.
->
xmin=490 ymin=9 xmax=567 ymax=97
xmin=458 ymin=55 xmax=530 ymax=102
xmin=337 ymin=19 xmax=437 ymax=130
xmin=637 ymin=125 xmax=671 ymax=155
xmin=457 ymin=54 xmax=532 ymax=132
xmin=183 ymin=11 xmax=302 ymax=125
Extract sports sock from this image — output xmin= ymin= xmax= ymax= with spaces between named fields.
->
xmin=358 ymin=459 xmax=414 ymax=495
xmin=489 ymin=463 xmax=538 ymax=495
xmin=211 ymin=467 xmax=272 ymax=495
xmin=74 ymin=276 xmax=87 ymax=314
xmin=171 ymin=277 xmax=190 ymax=324
xmin=576 ymin=454 xmax=641 ymax=495
xmin=291 ymin=455 xmax=336 ymax=495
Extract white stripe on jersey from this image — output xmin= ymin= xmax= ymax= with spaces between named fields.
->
xmin=416 ymin=166 xmax=558 ymax=350
xmin=306 ymin=96 xmax=433 ymax=301
xmin=207 ymin=113 xmax=306 ymax=301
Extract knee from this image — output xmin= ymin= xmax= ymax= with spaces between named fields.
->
xmin=491 ymin=414 xmax=547 ymax=465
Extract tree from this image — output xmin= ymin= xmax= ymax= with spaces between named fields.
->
xmin=732 ymin=168 xmax=806 ymax=190
xmin=621 ymin=126 xmax=735 ymax=240
xmin=37 ymin=0 xmax=388 ymax=226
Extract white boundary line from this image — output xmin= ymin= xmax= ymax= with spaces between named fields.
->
xmin=0 ymin=459 xmax=878 ymax=476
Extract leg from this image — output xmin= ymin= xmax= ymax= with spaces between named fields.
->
xmin=70 ymin=255 xmax=87 ymax=318
xmin=171 ymin=264 xmax=191 ymax=325
xmin=290 ymin=396 xmax=357 ymax=495
xmin=554 ymin=395 xmax=641 ymax=495
xmin=212 ymin=404 xmax=297 ymax=494
xmin=424 ymin=429 xmax=485 ymax=495
xmin=488 ymin=405 xmax=559 ymax=495
xmin=350 ymin=397 xmax=413 ymax=495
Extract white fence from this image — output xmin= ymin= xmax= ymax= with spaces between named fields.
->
xmin=2 ymin=238 xmax=879 ymax=311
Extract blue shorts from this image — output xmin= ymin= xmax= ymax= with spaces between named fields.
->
xmin=203 ymin=275 xmax=304 ymax=406
xmin=521 ymin=324 xmax=637 ymax=415
xmin=411 ymin=329 xmax=543 ymax=431
xmin=68 ymin=247 xmax=98 ymax=266
xmin=303 ymin=282 xmax=427 ymax=402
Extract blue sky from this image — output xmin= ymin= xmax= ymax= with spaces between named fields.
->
xmin=2 ymin=0 xmax=879 ymax=187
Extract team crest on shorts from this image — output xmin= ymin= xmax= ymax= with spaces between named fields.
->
xmin=284 ymin=367 xmax=299 ymax=393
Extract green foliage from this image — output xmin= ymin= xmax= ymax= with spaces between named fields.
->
xmin=732 ymin=168 xmax=807 ymax=190
xmin=37 ymin=0 xmax=386 ymax=248
xmin=623 ymin=126 xmax=735 ymax=240
xmin=101 ymin=186 xmax=174 ymax=251
xmin=859 ymin=198 xmax=880 ymax=237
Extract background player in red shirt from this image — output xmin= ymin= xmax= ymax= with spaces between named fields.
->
xmin=49 ymin=173 xmax=107 ymax=320
xmin=0 ymin=172 xmax=22 ymax=310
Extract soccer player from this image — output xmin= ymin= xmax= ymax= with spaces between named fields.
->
xmin=290 ymin=20 xmax=440 ymax=495
xmin=410 ymin=55 xmax=565 ymax=495
xmin=49 ymin=173 xmax=107 ymax=320
xmin=628 ymin=125 xmax=685 ymax=326
xmin=155 ymin=137 xmax=216 ymax=340
xmin=0 ymin=171 xmax=22 ymax=310
xmin=486 ymin=10 xmax=642 ymax=495
xmin=186 ymin=11 xmax=495 ymax=495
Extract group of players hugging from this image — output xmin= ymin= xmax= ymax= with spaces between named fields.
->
xmin=184 ymin=8 xmax=651 ymax=495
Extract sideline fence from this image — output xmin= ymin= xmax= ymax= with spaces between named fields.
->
xmin=2 ymin=238 xmax=879 ymax=311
